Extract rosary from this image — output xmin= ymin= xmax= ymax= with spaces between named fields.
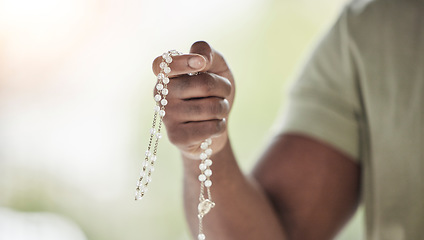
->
xmin=135 ymin=50 xmax=215 ymax=240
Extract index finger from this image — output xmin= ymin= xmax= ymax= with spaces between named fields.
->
xmin=152 ymin=54 xmax=207 ymax=77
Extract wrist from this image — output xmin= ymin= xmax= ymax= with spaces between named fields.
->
xmin=182 ymin=134 xmax=231 ymax=175
xmin=180 ymin=132 xmax=229 ymax=160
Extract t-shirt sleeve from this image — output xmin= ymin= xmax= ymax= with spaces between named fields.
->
xmin=278 ymin=7 xmax=361 ymax=160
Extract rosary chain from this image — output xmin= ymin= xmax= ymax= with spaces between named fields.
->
xmin=135 ymin=50 xmax=180 ymax=200
xmin=197 ymin=138 xmax=215 ymax=240
xmin=135 ymin=50 xmax=216 ymax=240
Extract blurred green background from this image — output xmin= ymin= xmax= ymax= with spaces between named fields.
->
xmin=0 ymin=0 xmax=363 ymax=239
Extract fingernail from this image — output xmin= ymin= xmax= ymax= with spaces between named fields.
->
xmin=188 ymin=56 xmax=205 ymax=70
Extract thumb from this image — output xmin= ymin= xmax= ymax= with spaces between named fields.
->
xmin=190 ymin=41 xmax=229 ymax=74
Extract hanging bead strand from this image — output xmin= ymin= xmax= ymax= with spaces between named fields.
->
xmin=135 ymin=50 xmax=181 ymax=200
xmin=197 ymin=138 xmax=215 ymax=240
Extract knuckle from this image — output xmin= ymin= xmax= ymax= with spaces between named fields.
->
xmin=198 ymin=73 xmax=215 ymax=94
xmin=209 ymin=98 xmax=229 ymax=118
xmin=223 ymin=79 xmax=232 ymax=97
xmin=220 ymin=99 xmax=230 ymax=116
xmin=198 ymin=73 xmax=231 ymax=98
xmin=209 ymin=99 xmax=224 ymax=116
xmin=211 ymin=119 xmax=226 ymax=135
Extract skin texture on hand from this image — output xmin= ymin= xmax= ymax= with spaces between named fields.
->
xmin=151 ymin=42 xmax=360 ymax=240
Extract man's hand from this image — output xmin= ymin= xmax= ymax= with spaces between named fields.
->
xmin=152 ymin=41 xmax=235 ymax=160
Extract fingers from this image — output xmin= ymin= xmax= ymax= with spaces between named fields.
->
xmin=166 ymin=73 xmax=231 ymax=100
xmin=159 ymin=71 xmax=232 ymax=148
xmin=165 ymin=97 xmax=230 ymax=122
xmin=163 ymin=96 xmax=229 ymax=148
xmin=166 ymin=120 xmax=227 ymax=147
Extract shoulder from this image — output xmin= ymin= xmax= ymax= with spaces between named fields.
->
xmin=343 ymin=0 xmax=423 ymax=27
xmin=346 ymin=0 xmax=418 ymax=14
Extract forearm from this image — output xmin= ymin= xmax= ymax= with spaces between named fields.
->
xmin=182 ymin=137 xmax=287 ymax=240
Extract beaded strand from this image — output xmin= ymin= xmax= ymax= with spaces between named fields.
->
xmin=135 ymin=50 xmax=180 ymax=200
xmin=136 ymin=50 xmax=215 ymax=240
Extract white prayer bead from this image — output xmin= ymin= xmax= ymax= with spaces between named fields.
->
xmin=164 ymin=66 xmax=171 ymax=74
xmin=200 ymin=142 xmax=208 ymax=150
xmin=156 ymin=83 xmax=163 ymax=90
xmin=162 ymin=89 xmax=169 ymax=95
xmin=159 ymin=110 xmax=166 ymax=117
xmin=205 ymin=159 xmax=212 ymax=167
xmin=199 ymin=163 xmax=207 ymax=171
xmin=204 ymin=180 xmax=212 ymax=187
xmin=154 ymin=94 xmax=161 ymax=102
xmin=205 ymin=148 xmax=212 ymax=156
xmin=163 ymin=77 xmax=170 ymax=84
xmin=198 ymin=174 xmax=207 ymax=182
xmin=135 ymin=192 xmax=143 ymax=200
xmin=161 ymin=99 xmax=168 ymax=106
xmin=204 ymin=169 xmax=212 ymax=177
xmin=198 ymin=234 xmax=206 ymax=240
xmin=200 ymin=153 xmax=207 ymax=160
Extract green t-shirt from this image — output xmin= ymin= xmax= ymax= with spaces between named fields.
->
xmin=279 ymin=0 xmax=424 ymax=239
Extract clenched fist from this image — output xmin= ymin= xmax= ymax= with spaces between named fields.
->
xmin=152 ymin=41 xmax=235 ymax=160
